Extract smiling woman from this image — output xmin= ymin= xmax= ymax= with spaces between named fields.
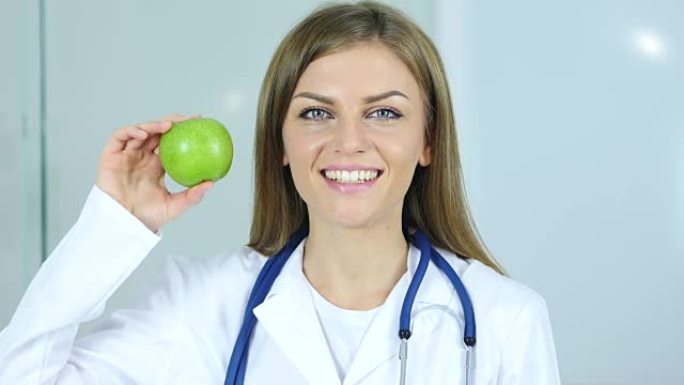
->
xmin=241 ymin=2 xmax=560 ymax=384
xmin=249 ymin=3 xmax=505 ymax=278
xmin=0 ymin=1 xmax=560 ymax=385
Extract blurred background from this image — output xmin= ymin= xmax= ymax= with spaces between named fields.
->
xmin=1 ymin=0 xmax=682 ymax=383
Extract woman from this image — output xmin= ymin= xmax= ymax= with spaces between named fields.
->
xmin=0 ymin=1 xmax=560 ymax=384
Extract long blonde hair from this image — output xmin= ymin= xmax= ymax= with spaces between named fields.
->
xmin=247 ymin=1 xmax=505 ymax=275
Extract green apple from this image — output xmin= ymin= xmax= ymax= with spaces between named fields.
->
xmin=159 ymin=117 xmax=233 ymax=188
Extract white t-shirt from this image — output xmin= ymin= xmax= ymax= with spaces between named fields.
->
xmin=308 ymin=284 xmax=384 ymax=382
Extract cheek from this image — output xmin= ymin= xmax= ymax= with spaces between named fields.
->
xmin=282 ymin=125 xmax=304 ymax=165
xmin=381 ymin=130 xmax=425 ymax=167
xmin=282 ymin=131 xmax=326 ymax=187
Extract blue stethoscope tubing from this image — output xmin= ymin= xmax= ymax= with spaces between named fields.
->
xmin=224 ymin=227 xmax=476 ymax=385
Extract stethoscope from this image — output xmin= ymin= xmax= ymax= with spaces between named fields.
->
xmin=224 ymin=226 xmax=476 ymax=385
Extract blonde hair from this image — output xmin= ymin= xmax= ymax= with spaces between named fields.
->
xmin=248 ymin=1 xmax=506 ymax=275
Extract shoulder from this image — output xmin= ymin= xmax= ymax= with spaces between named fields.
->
xmin=165 ymin=245 xmax=268 ymax=288
xmin=151 ymin=245 xmax=267 ymax=308
xmin=141 ymin=245 xmax=269 ymax=332
xmin=439 ymin=249 xmax=551 ymax=339
xmin=462 ymin=258 xmax=545 ymax=312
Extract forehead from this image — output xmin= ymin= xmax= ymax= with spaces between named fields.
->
xmin=293 ymin=42 xmax=421 ymax=99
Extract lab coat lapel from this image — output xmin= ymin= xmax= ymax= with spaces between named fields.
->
xmin=252 ymin=238 xmax=340 ymax=385
xmin=342 ymin=244 xmax=457 ymax=385
xmin=341 ymin=271 xmax=409 ymax=385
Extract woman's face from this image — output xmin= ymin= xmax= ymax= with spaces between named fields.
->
xmin=282 ymin=42 xmax=431 ymax=230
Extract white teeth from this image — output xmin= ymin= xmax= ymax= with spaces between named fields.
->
xmin=324 ymin=169 xmax=379 ymax=183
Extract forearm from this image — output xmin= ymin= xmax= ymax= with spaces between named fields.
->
xmin=0 ymin=185 xmax=161 ymax=383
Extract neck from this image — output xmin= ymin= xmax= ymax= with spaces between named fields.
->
xmin=302 ymin=217 xmax=409 ymax=311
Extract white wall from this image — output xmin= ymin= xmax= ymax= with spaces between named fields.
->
xmin=437 ymin=0 xmax=683 ymax=383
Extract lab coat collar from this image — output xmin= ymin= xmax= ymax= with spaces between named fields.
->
xmin=252 ymin=238 xmax=339 ymax=385
xmin=252 ymin=236 xmax=463 ymax=385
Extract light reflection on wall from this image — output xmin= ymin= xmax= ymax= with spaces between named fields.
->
xmin=634 ymin=30 xmax=666 ymax=59
xmin=224 ymin=89 xmax=246 ymax=116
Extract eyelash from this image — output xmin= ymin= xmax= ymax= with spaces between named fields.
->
xmin=298 ymin=107 xmax=403 ymax=121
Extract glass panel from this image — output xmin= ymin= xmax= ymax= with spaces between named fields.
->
xmin=0 ymin=0 xmax=42 ymax=326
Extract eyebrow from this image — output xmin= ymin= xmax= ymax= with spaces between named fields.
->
xmin=292 ymin=90 xmax=409 ymax=105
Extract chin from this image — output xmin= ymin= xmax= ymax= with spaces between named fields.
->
xmin=310 ymin=199 xmax=397 ymax=230
xmin=334 ymin=216 xmax=372 ymax=229
xmin=327 ymin=210 xmax=375 ymax=229
xmin=328 ymin=209 xmax=386 ymax=229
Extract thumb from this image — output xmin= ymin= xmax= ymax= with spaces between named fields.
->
xmin=167 ymin=180 xmax=214 ymax=220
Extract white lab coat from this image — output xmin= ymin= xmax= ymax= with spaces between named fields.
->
xmin=0 ymin=185 xmax=561 ymax=385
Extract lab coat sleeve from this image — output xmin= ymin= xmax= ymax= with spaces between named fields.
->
xmin=0 ymin=185 xmax=187 ymax=384
xmin=498 ymin=295 xmax=562 ymax=385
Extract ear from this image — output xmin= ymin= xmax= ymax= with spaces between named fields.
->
xmin=418 ymin=144 xmax=432 ymax=167
xmin=282 ymin=152 xmax=289 ymax=166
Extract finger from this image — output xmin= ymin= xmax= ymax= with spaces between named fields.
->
xmin=127 ymin=118 xmax=185 ymax=152
xmin=137 ymin=120 xmax=173 ymax=136
xmin=139 ymin=113 xmax=202 ymax=136
xmin=143 ymin=134 xmax=161 ymax=152
xmin=124 ymin=125 xmax=155 ymax=152
xmin=104 ymin=114 xmax=201 ymax=154
xmin=136 ymin=114 xmax=202 ymax=141
xmin=105 ymin=125 xmax=148 ymax=153
xmin=166 ymin=180 xmax=214 ymax=220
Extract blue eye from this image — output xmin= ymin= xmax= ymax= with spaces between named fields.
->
xmin=300 ymin=108 xmax=332 ymax=121
xmin=368 ymin=108 xmax=402 ymax=120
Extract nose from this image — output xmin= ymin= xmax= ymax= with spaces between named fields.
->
xmin=331 ymin=116 xmax=371 ymax=155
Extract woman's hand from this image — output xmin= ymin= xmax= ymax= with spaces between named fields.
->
xmin=95 ymin=114 xmax=214 ymax=233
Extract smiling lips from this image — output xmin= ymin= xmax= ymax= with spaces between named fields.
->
xmin=319 ymin=165 xmax=383 ymax=193
xmin=323 ymin=169 xmax=379 ymax=183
